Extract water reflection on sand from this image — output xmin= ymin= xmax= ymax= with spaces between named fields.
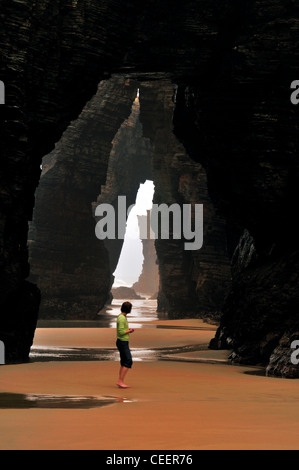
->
xmin=98 ymin=298 xmax=159 ymax=328
xmin=32 ymin=298 xmax=160 ymax=362
xmin=31 ymin=298 xmax=215 ymax=364
xmin=29 ymin=343 xmax=209 ymax=363
xmin=36 ymin=298 xmax=159 ymax=329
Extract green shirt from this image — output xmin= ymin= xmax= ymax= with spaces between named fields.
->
xmin=117 ymin=314 xmax=129 ymax=341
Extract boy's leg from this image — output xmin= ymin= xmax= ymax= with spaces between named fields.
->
xmin=117 ymin=366 xmax=130 ymax=388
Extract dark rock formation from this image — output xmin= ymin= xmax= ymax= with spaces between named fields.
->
xmin=266 ymin=330 xmax=299 ymax=379
xmin=0 ymin=0 xmax=139 ymax=360
xmin=28 ymin=77 xmax=139 ymax=319
xmin=139 ymin=81 xmax=231 ymax=319
xmin=111 ymin=286 xmax=144 ymax=300
xmin=29 ymin=78 xmax=153 ymax=319
xmin=132 ymin=214 xmax=159 ymax=296
xmin=0 ymin=281 xmax=40 ymax=363
xmin=29 ymin=79 xmax=230 ymax=322
xmin=172 ymin=2 xmax=299 ymax=375
xmin=210 ymin=233 xmax=299 ymax=370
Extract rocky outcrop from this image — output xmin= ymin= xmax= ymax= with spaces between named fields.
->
xmin=0 ymin=0 xmax=141 ymax=359
xmin=28 ymin=77 xmax=138 ymax=319
xmin=172 ymin=2 xmax=299 ymax=375
xmin=209 ymin=233 xmax=299 ymax=368
xmin=266 ymin=330 xmax=299 ymax=379
xmin=132 ymin=214 xmax=159 ymax=296
xmin=111 ymin=286 xmax=144 ymax=300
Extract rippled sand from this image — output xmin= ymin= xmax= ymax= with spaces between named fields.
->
xmin=0 ymin=318 xmax=299 ymax=450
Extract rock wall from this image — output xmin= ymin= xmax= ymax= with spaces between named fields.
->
xmin=172 ymin=2 xmax=299 ymax=375
xmin=29 ymin=78 xmax=154 ymax=319
xmin=139 ymin=81 xmax=231 ymax=319
xmin=132 ymin=214 xmax=159 ymax=296
xmin=0 ymin=0 xmax=140 ymax=359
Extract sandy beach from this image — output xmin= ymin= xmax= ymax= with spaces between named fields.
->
xmin=1 ymin=317 xmax=299 ymax=450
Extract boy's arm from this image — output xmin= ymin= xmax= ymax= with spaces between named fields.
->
xmin=118 ymin=317 xmax=134 ymax=336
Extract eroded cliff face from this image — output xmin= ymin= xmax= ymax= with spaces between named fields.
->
xmin=0 ymin=0 xmax=140 ymax=359
xmin=172 ymin=2 xmax=299 ymax=375
xmin=132 ymin=215 xmax=159 ymax=297
xmin=29 ymin=80 xmax=230 ymax=321
xmin=1 ymin=0 xmax=299 ymax=376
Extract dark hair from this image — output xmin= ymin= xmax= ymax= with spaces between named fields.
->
xmin=121 ymin=301 xmax=132 ymax=314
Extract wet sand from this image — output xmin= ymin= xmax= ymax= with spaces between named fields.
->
xmin=1 ymin=319 xmax=299 ymax=450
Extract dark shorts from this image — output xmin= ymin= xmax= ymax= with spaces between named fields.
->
xmin=116 ymin=339 xmax=133 ymax=368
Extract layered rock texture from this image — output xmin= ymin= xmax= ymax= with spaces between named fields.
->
xmin=139 ymin=81 xmax=231 ymax=319
xmin=1 ymin=0 xmax=299 ymax=376
xmin=29 ymin=80 xmax=229 ymax=320
xmin=132 ymin=214 xmax=159 ymax=297
xmin=29 ymin=79 xmax=155 ymax=319
xmin=28 ymin=77 xmax=140 ymax=319
xmin=171 ymin=2 xmax=299 ymax=376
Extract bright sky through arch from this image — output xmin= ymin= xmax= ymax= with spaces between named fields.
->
xmin=113 ymin=180 xmax=154 ymax=287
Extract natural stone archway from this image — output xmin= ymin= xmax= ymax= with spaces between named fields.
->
xmin=29 ymin=78 xmax=230 ymax=321
xmin=1 ymin=1 xmax=299 ymax=377
xmin=28 ymin=76 xmax=154 ymax=319
xmin=0 ymin=0 xmax=248 ymax=362
xmin=94 ymin=88 xmax=154 ymax=292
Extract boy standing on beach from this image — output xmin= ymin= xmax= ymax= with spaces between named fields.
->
xmin=116 ymin=301 xmax=135 ymax=388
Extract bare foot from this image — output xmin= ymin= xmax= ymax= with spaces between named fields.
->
xmin=116 ymin=382 xmax=131 ymax=389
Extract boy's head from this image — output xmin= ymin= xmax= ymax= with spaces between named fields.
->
xmin=121 ymin=301 xmax=132 ymax=314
